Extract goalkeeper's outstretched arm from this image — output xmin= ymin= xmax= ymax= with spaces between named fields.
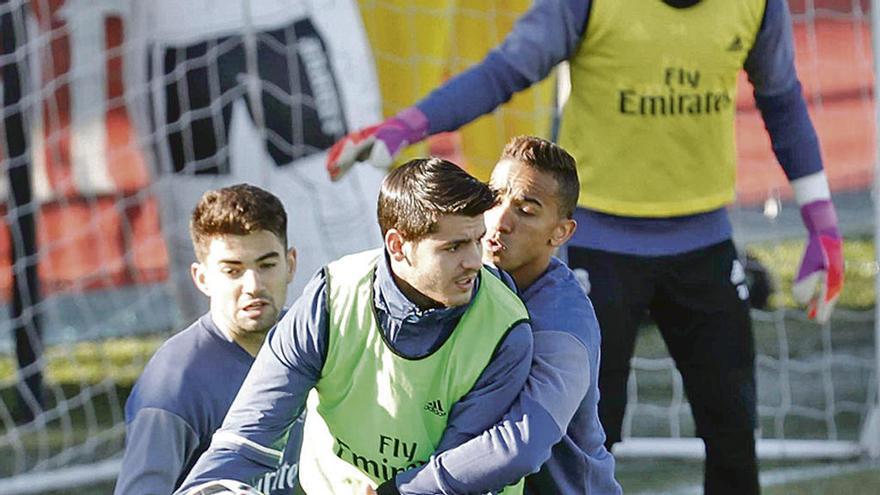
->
xmin=327 ymin=0 xmax=589 ymax=179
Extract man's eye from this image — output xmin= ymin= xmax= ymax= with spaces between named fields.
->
xmin=260 ymin=263 xmax=278 ymax=270
xmin=446 ymin=245 xmax=459 ymax=252
xmin=222 ymin=268 xmax=240 ymax=276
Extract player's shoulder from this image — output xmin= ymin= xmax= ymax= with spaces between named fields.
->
xmin=524 ymin=258 xmax=598 ymax=339
xmin=753 ymin=0 xmax=789 ymax=39
xmin=144 ymin=316 xmax=223 ymax=375
xmin=527 ymin=258 xmax=589 ymax=306
xmin=126 ymin=316 xmax=244 ymax=417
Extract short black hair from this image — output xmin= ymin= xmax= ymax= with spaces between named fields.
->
xmin=378 ymin=158 xmax=496 ymax=240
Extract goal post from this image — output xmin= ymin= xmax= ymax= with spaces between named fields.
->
xmin=1 ymin=0 xmax=45 ymax=426
xmin=862 ymin=0 xmax=880 ymax=460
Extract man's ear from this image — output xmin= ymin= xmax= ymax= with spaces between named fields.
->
xmin=191 ymin=262 xmax=212 ymax=297
xmin=385 ymin=229 xmax=407 ymax=262
xmin=549 ymin=218 xmax=577 ymax=248
xmin=286 ymin=247 xmax=297 ymax=283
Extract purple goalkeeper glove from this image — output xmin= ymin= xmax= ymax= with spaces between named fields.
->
xmin=792 ymin=199 xmax=844 ymax=323
xmin=326 ymin=107 xmax=429 ymax=181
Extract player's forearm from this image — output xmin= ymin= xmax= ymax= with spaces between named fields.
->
xmin=417 ymin=0 xmax=589 ymax=134
xmin=174 ymin=370 xmax=307 ymax=495
xmin=755 ymin=81 xmax=823 ymax=180
xmin=216 ymin=340 xmax=313 ymax=446
xmin=392 ymin=398 xmax=561 ymax=495
xmin=417 ymin=52 xmax=531 ymax=134
xmin=393 ymin=332 xmax=590 ymax=494
xmin=217 ymin=271 xmax=327 ymax=450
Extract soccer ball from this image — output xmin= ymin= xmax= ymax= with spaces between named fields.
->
xmin=183 ymin=479 xmax=266 ymax=495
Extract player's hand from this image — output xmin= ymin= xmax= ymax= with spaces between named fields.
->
xmin=365 ymin=487 xmax=377 ymax=495
xmin=792 ymin=199 xmax=844 ymax=323
xmin=327 ymin=107 xmax=429 ymax=181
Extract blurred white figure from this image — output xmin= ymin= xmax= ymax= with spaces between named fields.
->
xmin=126 ymin=0 xmax=384 ymax=323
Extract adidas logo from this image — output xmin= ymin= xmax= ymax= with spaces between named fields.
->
xmin=424 ymin=399 xmax=446 ymax=417
xmin=727 ymin=35 xmax=743 ymax=52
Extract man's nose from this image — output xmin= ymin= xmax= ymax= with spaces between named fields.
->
xmin=461 ymin=243 xmax=483 ymax=271
xmin=241 ymin=269 xmax=263 ymax=293
xmin=493 ymin=204 xmax=515 ymax=233
xmin=486 ymin=204 xmax=513 ymax=234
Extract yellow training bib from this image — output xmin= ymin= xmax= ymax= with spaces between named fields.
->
xmin=559 ymin=0 xmax=765 ymax=216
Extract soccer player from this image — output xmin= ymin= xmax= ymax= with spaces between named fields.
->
xmin=327 ymin=1 xmax=845 ymax=493
xmin=176 ymin=158 xmax=533 ymax=494
xmin=114 ymin=184 xmax=301 ymax=495
xmin=367 ymin=136 xmax=621 ymax=494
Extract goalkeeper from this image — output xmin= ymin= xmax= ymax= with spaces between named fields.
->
xmin=115 ymin=184 xmax=302 ymax=495
xmin=328 ymin=1 xmax=845 ymax=493
xmin=177 ymin=159 xmax=534 ymax=494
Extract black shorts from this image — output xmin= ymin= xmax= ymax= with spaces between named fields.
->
xmin=567 ymin=240 xmax=757 ymax=444
xmin=147 ymin=18 xmax=348 ymax=174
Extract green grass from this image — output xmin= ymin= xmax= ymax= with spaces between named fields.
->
xmin=614 ymin=459 xmax=880 ymax=494
xmin=746 ymin=236 xmax=875 ymax=310
xmin=0 ymin=336 xmax=164 ymax=387
xmin=616 ymin=459 xmax=705 ymax=493
xmin=762 ymin=465 xmax=880 ymax=495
